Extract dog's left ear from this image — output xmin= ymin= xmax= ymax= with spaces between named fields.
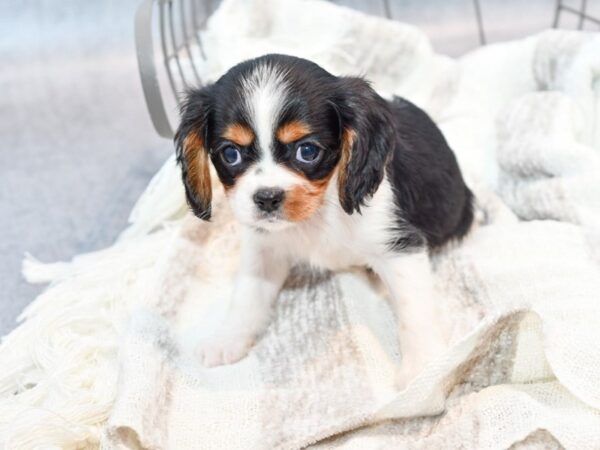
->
xmin=333 ymin=77 xmax=394 ymax=214
xmin=175 ymin=86 xmax=214 ymax=220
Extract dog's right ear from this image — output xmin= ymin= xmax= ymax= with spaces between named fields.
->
xmin=175 ymin=86 xmax=214 ymax=221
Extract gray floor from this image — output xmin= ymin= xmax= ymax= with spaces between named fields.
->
xmin=0 ymin=0 xmax=580 ymax=336
xmin=0 ymin=0 xmax=169 ymax=335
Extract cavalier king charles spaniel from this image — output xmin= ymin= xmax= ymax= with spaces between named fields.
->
xmin=175 ymin=54 xmax=473 ymax=387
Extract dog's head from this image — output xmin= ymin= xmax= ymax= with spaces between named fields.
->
xmin=175 ymin=54 xmax=393 ymax=231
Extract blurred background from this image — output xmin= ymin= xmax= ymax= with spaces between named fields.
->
xmin=1 ymin=0 xmax=598 ymax=336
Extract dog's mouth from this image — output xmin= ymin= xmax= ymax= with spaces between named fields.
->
xmin=257 ymin=210 xmax=280 ymax=220
xmin=251 ymin=212 xmax=293 ymax=232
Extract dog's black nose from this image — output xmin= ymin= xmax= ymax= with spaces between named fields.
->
xmin=253 ymin=188 xmax=285 ymax=213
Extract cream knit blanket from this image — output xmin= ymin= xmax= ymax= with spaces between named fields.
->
xmin=2 ymin=0 xmax=600 ymax=448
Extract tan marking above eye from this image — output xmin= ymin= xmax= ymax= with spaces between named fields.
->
xmin=222 ymin=123 xmax=254 ymax=146
xmin=276 ymin=120 xmax=312 ymax=144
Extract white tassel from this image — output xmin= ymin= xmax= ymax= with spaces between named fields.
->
xmin=21 ymin=253 xmax=71 ymax=284
xmin=1 ymin=227 xmax=177 ymax=448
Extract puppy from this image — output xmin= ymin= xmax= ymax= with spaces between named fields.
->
xmin=175 ymin=54 xmax=473 ymax=387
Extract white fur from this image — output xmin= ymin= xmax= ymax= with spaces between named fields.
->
xmin=242 ymin=63 xmax=288 ymax=164
xmin=196 ymin=225 xmax=291 ymax=366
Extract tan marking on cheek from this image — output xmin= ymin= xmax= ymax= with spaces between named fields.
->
xmin=276 ymin=120 xmax=312 ymax=144
xmin=337 ymin=128 xmax=355 ymax=195
xmin=183 ymin=132 xmax=212 ymax=206
xmin=283 ymin=176 xmax=333 ymax=222
xmin=222 ymin=123 xmax=254 ymax=146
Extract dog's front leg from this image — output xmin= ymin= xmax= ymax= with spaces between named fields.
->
xmin=197 ymin=230 xmax=290 ymax=367
xmin=374 ymin=251 xmax=447 ymax=389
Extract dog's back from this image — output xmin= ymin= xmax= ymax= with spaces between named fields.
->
xmin=386 ymin=97 xmax=474 ymax=249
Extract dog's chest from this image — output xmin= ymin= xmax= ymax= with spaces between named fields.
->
xmin=285 ymin=208 xmax=381 ymax=271
xmin=289 ymin=226 xmax=365 ymax=270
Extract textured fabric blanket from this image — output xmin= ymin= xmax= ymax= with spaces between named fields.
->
xmin=1 ymin=0 xmax=600 ymax=448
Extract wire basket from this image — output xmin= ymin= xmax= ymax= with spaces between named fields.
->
xmin=553 ymin=0 xmax=600 ymax=29
xmin=135 ymin=0 xmax=600 ymax=139
xmin=135 ymin=0 xmax=217 ymax=138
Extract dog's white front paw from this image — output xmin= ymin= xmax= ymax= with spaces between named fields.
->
xmin=196 ymin=331 xmax=256 ymax=367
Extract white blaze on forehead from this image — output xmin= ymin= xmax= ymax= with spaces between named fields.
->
xmin=242 ymin=63 xmax=288 ymax=165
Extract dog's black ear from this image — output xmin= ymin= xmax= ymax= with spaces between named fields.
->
xmin=175 ymin=86 xmax=214 ymax=220
xmin=333 ymin=77 xmax=394 ymax=214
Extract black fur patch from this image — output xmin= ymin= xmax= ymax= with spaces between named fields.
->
xmin=385 ymin=97 xmax=474 ymax=249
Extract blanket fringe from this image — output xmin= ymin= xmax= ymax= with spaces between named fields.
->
xmin=2 ymin=228 xmax=175 ymax=449
xmin=21 ymin=253 xmax=71 ymax=285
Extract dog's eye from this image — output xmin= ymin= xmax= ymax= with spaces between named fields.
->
xmin=296 ymin=143 xmax=321 ymax=164
xmin=221 ymin=146 xmax=242 ymax=166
